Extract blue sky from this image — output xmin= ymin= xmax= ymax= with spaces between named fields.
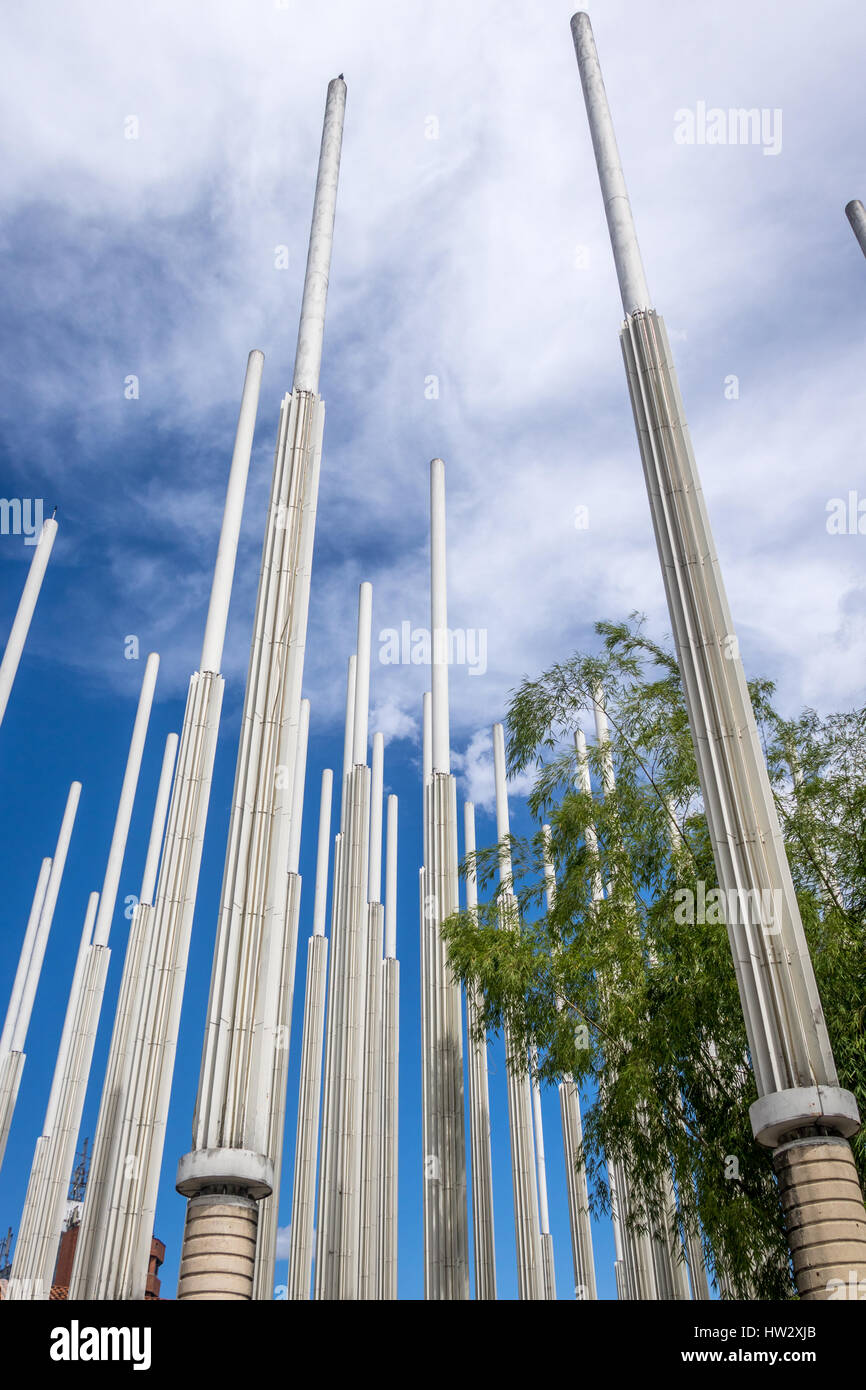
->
xmin=1 ymin=0 xmax=864 ymax=1298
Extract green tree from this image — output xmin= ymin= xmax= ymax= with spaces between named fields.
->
xmin=442 ymin=615 xmax=866 ymax=1300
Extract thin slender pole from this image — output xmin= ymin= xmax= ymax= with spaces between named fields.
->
xmin=92 ymin=652 xmax=160 ymax=947
xmin=493 ymin=722 xmax=545 ymax=1300
xmin=463 ymin=800 xmax=497 ymax=1300
xmin=430 ymin=458 xmax=450 ymax=774
xmin=293 ymin=77 xmax=347 ymax=394
xmin=1 ymin=857 xmax=52 ymax=1053
xmin=0 ymin=516 xmax=58 ymax=730
xmin=845 ymin=199 xmax=866 ymax=260
xmin=10 ymin=783 xmax=82 ymax=1053
xmin=139 ymin=733 xmax=178 ymax=906
xmin=353 ymin=583 xmax=372 ymax=766
xmin=200 ymin=351 xmax=265 ymax=673
xmin=571 ymin=10 xmax=866 ymax=1298
xmin=313 ymin=770 xmax=334 ymax=937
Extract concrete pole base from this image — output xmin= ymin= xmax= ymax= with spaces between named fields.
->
xmin=177 ymin=1193 xmax=259 ymax=1300
xmin=773 ymin=1135 xmax=866 ymax=1300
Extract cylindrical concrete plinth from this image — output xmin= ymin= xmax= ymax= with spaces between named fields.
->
xmin=773 ymin=1136 xmax=866 ymax=1300
xmin=176 ymin=1193 xmax=259 ymax=1300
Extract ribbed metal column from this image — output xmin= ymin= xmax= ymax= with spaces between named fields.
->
xmin=176 ymin=79 xmax=345 ymax=1301
xmin=287 ymin=769 xmax=332 ymax=1299
xmin=315 ymin=585 xmax=373 ymax=1299
xmin=0 ymin=788 xmax=79 ymax=1175
xmin=254 ymin=698 xmax=311 ymax=1299
xmin=421 ymin=459 xmax=469 ymax=1300
xmin=571 ymin=10 xmax=866 ymax=1297
xmin=492 ymin=723 xmax=544 ymax=1301
xmin=379 ymin=794 xmax=399 ymax=1299
xmin=358 ymin=734 xmax=385 ymax=1299
xmin=10 ymin=653 xmax=158 ymax=1301
xmin=463 ymin=801 xmax=497 ymax=1300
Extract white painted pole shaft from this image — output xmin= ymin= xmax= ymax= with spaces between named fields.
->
xmin=379 ymin=953 xmax=400 ymax=1298
xmin=543 ymin=823 xmax=597 ymax=1299
xmin=492 ymin=723 xmax=544 ymax=1299
xmin=422 ymin=691 xmax=432 ymax=785
xmin=369 ymin=731 xmax=384 ymax=902
xmin=287 ymin=930 xmax=328 ymax=1297
xmin=139 ymin=732 xmax=178 ymax=906
xmin=199 ymin=350 xmax=264 ymax=673
xmin=575 ymin=731 xmax=604 ymax=904
xmin=846 ymin=199 xmax=866 ymax=259
xmin=1 ymin=857 xmax=51 ymax=1051
xmin=572 ymin=11 xmax=866 ymax=1297
xmin=93 ymin=652 xmax=159 ymax=947
xmin=463 ymin=799 xmax=497 ymax=1300
xmin=287 ymin=698 xmax=310 ymax=873
xmin=293 ymin=76 xmax=347 ymax=394
xmin=0 ymin=517 xmax=57 ymax=730
xmin=492 ymin=723 xmax=512 ymax=879
xmin=384 ymin=795 xmax=398 ymax=957
xmin=353 ymin=583 xmax=372 ymax=766
xmin=341 ymin=655 xmax=356 ymax=828
xmin=430 ymin=459 xmax=450 ymax=774
xmin=11 ymin=782 xmax=82 ymax=1053
xmin=570 ymin=13 xmax=650 ymax=315
xmin=41 ymin=891 xmax=99 ymax=1137
xmin=313 ymin=769 xmax=333 ymax=936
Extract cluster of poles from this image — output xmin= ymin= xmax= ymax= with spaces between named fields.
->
xmin=2 ymin=12 xmax=866 ymax=1302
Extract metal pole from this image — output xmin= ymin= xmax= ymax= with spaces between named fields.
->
xmin=421 ymin=458 xmax=469 ymax=1299
xmin=571 ymin=11 xmax=866 ymax=1297
xmin=177 ymin=79 xmax=346 ymax=1301
xmin=287 ymin=769 xmax=333 ymax=1298
xmin=0 ymin=516 xmax=58 ymax=730
xmin=463 ymin=800 xmax=497 ymax=1299
xmin=845 ymin=199 xmax=866 ymax=260
xmin=493 ymin=722 xmax=545 ymax=1300
xmin=379 ymin=793 xmax=400 ymax=1299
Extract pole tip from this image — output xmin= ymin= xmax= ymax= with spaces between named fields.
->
xmin=845 ymin=199 xmax=864 ymax=219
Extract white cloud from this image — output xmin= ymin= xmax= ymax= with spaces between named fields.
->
xmin=451 ymin=727 xmax=535 ymax=812
xmin=2 ymin=0 xmax=865 ymax=733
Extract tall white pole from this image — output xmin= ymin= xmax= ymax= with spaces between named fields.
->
xmin=287 ymin=768 xmax=333 ymax=1298
xmin=92 ymin=652 xmax=160 ymax=947
xmin=369 ymin=731 xmax=384 ymax=903
xmin=359 ymin=728 xmax=385 ymax=1298
xmin=293 ymin=77 xmax=346 ymax=394
xmin=1 ymin=857 xmax=52 ymax=1054
xmin=10 ymin=782 xmax=82 ymax=1054
xmin=421 ymin=458 xmax=469 ymax=1299
xmin=200 ymin=351 xmax=265 ymax=673
xmin=379 ymin=793 xmax=400 ymax=1299
xmin=353 ymin=583 xmax=372 ymax=766
xmin=542 ymin=823 xmax=597 ymax=1300
xmin=177 ymin=78 xmax=346 ymax=1302
xmin=10 ymin=654 xmax=158 ymax=1301
xmin=0 ymin=857 xmax=52 ymax=1172
xmin=139 ymin=733 xmax=178 ymax=906
xmin=384 ymin=794 xmax=398 ymax=960
xmin=430 ymin=458 xmax=450 ymax=774
xmin=493 ymin=722 xmax=545 ymax=1300
xmin=313 ymin=769 xmax=334 ymax=937
xmin=0 ymin=516 xmax=58 ymax=730
xmin=845 ymin=199 xmax=866 ymax=260
xmin=316 ymin=585 xmax=373 ymax=1299
xmin=571 ymin=10 xmax=866 ymax=1297
xmin=463 ymin=800 xmax=497 ymax=1299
